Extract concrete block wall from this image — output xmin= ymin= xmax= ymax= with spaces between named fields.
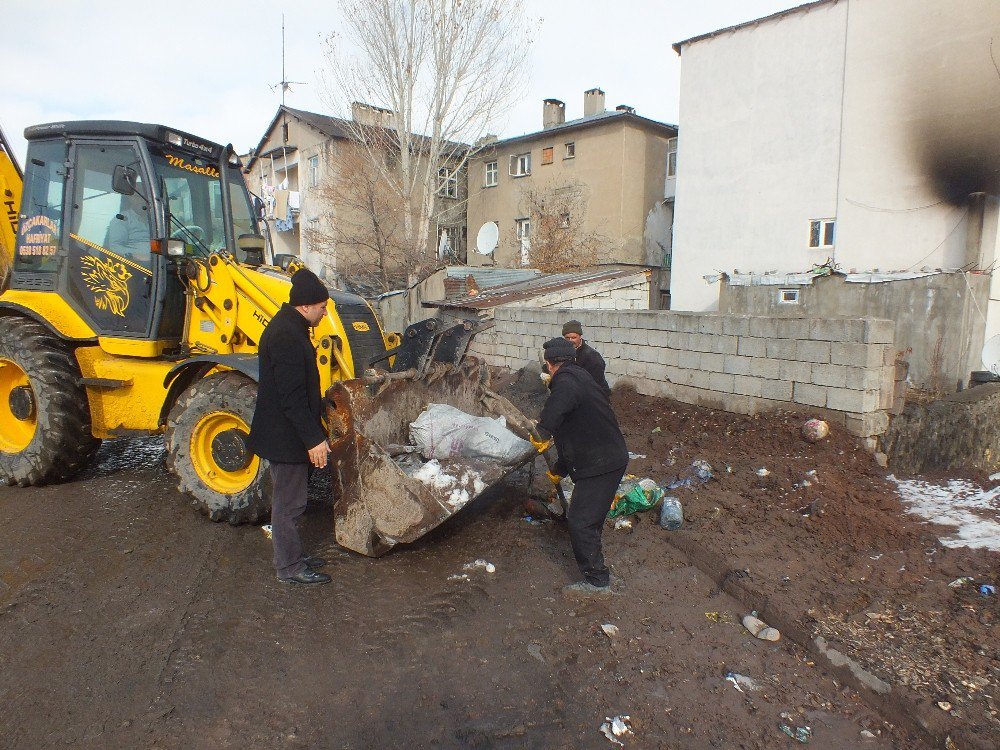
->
xmin=468 ymin=308 xmax=897 ymax=437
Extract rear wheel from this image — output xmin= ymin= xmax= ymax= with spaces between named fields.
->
xmin=165 ymin=371 xmax=271 ymax=524
xmin=0 ymin=316 xmax=100 ymax=485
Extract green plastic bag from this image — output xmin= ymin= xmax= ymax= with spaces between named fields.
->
xmin=609 ymin=478 xmax=665 ymax=518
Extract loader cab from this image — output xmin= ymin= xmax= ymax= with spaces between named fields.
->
xmin=10 ymin=121 xmax=263 ymax=348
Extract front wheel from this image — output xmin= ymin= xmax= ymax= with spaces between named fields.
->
xmin=0 ymin=316 xmax=100 ymax=485
xmin=165 ymin=372 xmax=271 ymax=524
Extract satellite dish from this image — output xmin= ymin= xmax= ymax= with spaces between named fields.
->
xmin=982 ymin=335 xmax=1000 ymax=374
xmin=475 ymin=222 xmax=499 ymax=255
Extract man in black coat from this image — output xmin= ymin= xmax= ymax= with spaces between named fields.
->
xmin=561 ymin=320 xmax=610 ymax=394
xmin=534 ymin=337 xmax=629 ymax=598
xmin=248 ymin=268 xmax=332 ymax=585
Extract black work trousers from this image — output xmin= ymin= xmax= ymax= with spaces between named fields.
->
xmin=566 ymin=465 xmax=627 ymax=587
xmin=269 ymin=461 xmax=309 ymax=578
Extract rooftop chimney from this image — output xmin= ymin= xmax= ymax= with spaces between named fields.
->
xmin=615 ymin=104 xmax=635 ymax=114
xmin=584 ymin=88 xmax=605 ymax=117
xmin=543 ymin=98 xmax=566 ymax=129
xmin=351 ymin=101 xmax=397 ymax=129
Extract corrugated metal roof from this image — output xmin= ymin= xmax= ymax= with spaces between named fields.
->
xmin=426 ymin=267 xmax=647 ymax=310
xmin=672 ymin=0 xmax=839 ymax=55
xmin=444 ymin=266 xmax=542 ymax=288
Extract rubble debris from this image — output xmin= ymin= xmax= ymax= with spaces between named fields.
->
xmin=447 ymin=573 xmax=470 ymax=582
xmin=463 ymin=559 xmax=496 ymax=574
xmin=261 ymin=524 xmax=273 ymax=539
xmin=778 ymin=718 xmax=812 ymax=744
xmin=614 ymin=517 xmax=634 ymax=531
xmin=526 ymin=643 xmax=545 ymax=663
xmin=601 ymin=623 xmax=619 ymax=639
xmin=948 ymin=577 xmax=974 ymax=588
xmin=628 ymin=452 xmax=646 ymax=460
xmin=599 ymin=715 xmax=633 ymax=746
xmin=938 ymin=701 xmax=953 ymax=712
xmin=801 ymin=418 xmax=829 ymax=443
xmin=980 ymin=584 xmax=995 ymax=596
xmin=725 ymin=673 xmax=759 ymax=693
xmin=742 ymin=613 xmax=780 ymax=642
xmin=756 ymin=467 xmax=771 ymax=477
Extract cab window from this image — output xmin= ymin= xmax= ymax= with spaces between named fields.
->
xmin=14 ymin=139 xmax=67 ymax=273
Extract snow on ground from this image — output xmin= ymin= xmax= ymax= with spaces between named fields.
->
xmin=890 ymin=475 xmax=1000 ymax=551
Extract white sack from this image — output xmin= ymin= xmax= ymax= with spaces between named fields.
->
xmin=410 ymin=403 xmax=533 ymax=465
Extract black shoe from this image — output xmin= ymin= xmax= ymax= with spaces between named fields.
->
xmin=302 ymin=555 xmax=327 ymax=569
xmin=278 ymin=567 xmax=331 ymax=585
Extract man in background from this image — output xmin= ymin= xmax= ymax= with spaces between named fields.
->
xmin=562 ymin=320 xmax=610 ymax=395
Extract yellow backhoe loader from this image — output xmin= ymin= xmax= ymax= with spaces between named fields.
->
xmin=0 ymin=120 xmax=508 ymax=550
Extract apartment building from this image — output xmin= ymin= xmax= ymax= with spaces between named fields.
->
xmin=465 ymin=89 xmax=677 ymax=307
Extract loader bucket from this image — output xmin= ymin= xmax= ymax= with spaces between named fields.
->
xmin=325 ymin=359 xmax=537 ymax=557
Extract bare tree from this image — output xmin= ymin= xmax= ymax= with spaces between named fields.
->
xmin=517 ymin=179 xmax=616 ymax=273
xmin=322 ymin=0 xmax=530 ymax=279
xmin=302 ymin=144 xmax=419 ymax=295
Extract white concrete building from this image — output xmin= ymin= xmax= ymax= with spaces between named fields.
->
xmin=670 ymin=0 xmax=1000 ymax=334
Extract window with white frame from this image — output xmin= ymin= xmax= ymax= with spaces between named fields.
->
xmin=437 ymin=167 xmax=458 ymax=198
xmin=564 ymin=142 xmax=575 ymax=159
xmin=308 ymin=155 xmax=320 ymax=188
xmin=515 ymin=217 xmax=530 ymax=265
xmin=778 ymin=288 xmax=800 ymax=304
xmin=666 ymin=137 xmax=677 ymax=178
xmin=484 ymin=160 xmax=498 ymax=187
xmin=808 ymin=218 xmax=835 ymax=248
xmin=510 ymin=152 xmax=531 ymax=177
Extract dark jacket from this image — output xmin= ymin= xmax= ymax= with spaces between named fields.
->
xmin=576 ymin=341 xmax=610 ymax=394
xmin=537 ymin=362 xmax=628 ymax=480
xmin=247 ymin=303 xmax=326 ymax=464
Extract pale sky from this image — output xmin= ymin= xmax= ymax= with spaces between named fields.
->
xmin=3 ymin=0 xmax=796 ymax=163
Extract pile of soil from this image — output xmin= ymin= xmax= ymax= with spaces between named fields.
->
xmin=492 ymin=367 xmax=1000 ymax=748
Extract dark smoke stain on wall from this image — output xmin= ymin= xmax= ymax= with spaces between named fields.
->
xmin=913 ymin=37 xmax=1000 ymax=205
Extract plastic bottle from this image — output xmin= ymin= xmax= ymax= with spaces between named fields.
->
xmin=659 ymin=496 xmax=683 ymax=530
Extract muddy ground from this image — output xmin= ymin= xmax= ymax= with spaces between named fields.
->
xmin=0 ymin=367 xmax=995 ymax=749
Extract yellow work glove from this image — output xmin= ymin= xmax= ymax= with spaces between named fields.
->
xmin=546 ymin=470 xmax=563 ymax=486
xmin=529 ymin=434 xmax=553 ymax=453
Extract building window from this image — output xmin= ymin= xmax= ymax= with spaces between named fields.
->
xmin=437 ymin=167 xmax=458 ymax=199
xmin=808 ymin=218 xmax=835 ymax=248
xmin=541 ymin=147 xmax=554 ymax=165
xmin=484 ymin=160 xmax=498 ymax=187
xmin=779 ymin=288 xmax=800 ymax=304
xmin=510 ymin=152 xmax=531 ymax=177
xmin=564 ymin=142 xmax=575 ymax=159
xmin=666 ymin=137 xmax=677 ymax=178
xmin=515 ymin=217 xmax=530 ymax=266
xmin=308 ymin=155 xmax=320 ymax=188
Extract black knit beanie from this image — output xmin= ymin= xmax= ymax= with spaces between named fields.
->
xmin=543 ymin=337 xmax=576 ymax=363
xmin=289 ymin=268 xmax=330 ymax=306
xmin=561 ymin=320 xmax=583 ymax=336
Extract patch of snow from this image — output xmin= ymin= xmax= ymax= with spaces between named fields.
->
xmin=890 ymin=475 xmax=1000 ymax=551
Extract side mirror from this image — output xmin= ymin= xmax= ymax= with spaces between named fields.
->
xmin=237 ymin=233 xmax=266 ymax=266
xmin=112 ymin=165 xmax=138 ymax=195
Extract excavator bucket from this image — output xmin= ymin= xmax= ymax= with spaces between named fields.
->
xmin=325 ymin=359 xmax=538 ymax=557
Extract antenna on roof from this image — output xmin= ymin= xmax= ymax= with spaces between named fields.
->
xmin=270 ymin=15 xmax=307 ymax=106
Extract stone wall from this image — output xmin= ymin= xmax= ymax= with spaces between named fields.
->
xmin=468 ymin=307 xmax=898 ymax=437
xmin=881 ymin=383 xmax=1000 ymax=473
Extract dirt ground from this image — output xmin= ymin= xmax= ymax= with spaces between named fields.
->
xmin=0 ymin=366 xmax=994 ymax=749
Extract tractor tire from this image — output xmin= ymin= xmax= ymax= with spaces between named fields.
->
xmin=0 ymin=316 xmax=101 ymax=486
xmin=165 ymin=371 xmax=271 ymax=525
